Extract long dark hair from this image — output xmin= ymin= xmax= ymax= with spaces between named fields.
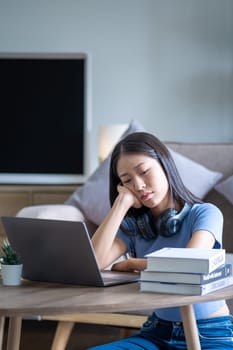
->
xmin=109 ymin=132 xmax=202 ymax=216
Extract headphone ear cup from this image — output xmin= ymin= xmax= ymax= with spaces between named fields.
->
xmin=156 ymin=203 xmax=190 ymax=237
xmin=156 ymin=208 xmax=178 ymax=237
xmin=165 ymin=212 xmax=183 ymax=237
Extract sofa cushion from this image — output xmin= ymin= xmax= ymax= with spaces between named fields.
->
xmin=66 ymin=121 xmax=223 ymax=226
xmin=16 ymin=205 xmax=85 ymax=221
xmin=169 ymin=148 xmax=222 ymax=200
xmin=215 ymin=175 xmax=233 ymax=205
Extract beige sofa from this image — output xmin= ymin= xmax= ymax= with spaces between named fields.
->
xmin=15 ymin=141 xmax=233 ymax=349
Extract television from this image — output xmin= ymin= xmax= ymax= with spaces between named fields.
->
xmin=0 ymin=53 xmax=91 ymax=185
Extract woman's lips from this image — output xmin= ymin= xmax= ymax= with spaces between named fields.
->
xmin=141 ymin=192 xmax=153 ymax=201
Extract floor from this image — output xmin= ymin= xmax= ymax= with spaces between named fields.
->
xmin=3 ymin=319 xmax=137 ymax=350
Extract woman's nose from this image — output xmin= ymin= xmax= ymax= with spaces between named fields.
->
xmin=133 ymin=177 xmax=146 ymax=191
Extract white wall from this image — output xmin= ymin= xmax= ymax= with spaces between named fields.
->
xmin=0 ymin=0 xmax=232 ymax=171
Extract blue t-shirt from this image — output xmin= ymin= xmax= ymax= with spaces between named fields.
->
xmin=117 ymin=203 xmax=225 ymax=321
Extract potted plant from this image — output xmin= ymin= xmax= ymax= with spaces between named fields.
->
xmin=0 ymin=238 xmax=23 ymax=286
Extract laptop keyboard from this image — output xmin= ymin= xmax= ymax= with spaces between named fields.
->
xmin=101 ymin=271 xmax=139 ymax=282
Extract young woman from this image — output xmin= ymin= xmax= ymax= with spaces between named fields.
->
xmin=89 ymin=132 xmax=232 ymax=350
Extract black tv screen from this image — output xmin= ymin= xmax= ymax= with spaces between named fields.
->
xmin=0 ymin=53 xmax=90 ymax=184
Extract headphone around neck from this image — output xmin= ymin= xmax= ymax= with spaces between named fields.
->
xmin=136 ymin=203 xmax=191 ymax=239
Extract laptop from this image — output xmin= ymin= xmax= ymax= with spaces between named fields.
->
xmin=1 ymin=216 xmax=139 ymax=287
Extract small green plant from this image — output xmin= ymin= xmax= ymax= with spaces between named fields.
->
xmin=0 ymin=238 xmax=22 ymax=265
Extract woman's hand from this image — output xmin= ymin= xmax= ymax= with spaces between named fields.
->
xmin=117 ymin=184 xmax=142 ymax=209
xmin=111 ymin=258 xmax=147 ymax=272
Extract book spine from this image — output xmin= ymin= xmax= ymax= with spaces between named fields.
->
xmin=209 ymin=251 xmax=226 ymax=273
xmin=200 ymin=264 xmax=232 ymax=284
xmin=202 ymin=276 xmax=233 ymax=295
xmin=140 ymin=264 xmax=232 ymax=284
xmin=140 ymin=276 xmax=233 ymax=295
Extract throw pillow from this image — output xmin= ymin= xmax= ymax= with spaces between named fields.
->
xmin=16 ymin=204 xmax=85 ymax=221
xmin=65 ymin=120 xmax=146 ymax=225
xmin=168 ymin=148 xmax=223 ymax=200
xmin=215 ymin=175 xmax=233 ymax=205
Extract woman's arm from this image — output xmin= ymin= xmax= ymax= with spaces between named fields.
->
xmin=91 ymin=185 xmax=141 ymax=270
xmin=186 ymin=230 xmax=215 ymax=249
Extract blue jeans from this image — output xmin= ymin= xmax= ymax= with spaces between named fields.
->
xmin=87 ymin=313 xmax=233 ymax=349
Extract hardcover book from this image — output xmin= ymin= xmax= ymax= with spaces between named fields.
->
xmin=140 ymin=263 xmax=232 ymax=284
xmin=140 ymin=275 xmax=233 ymax=295
xmin=146 ymin=247 xmax=225 ymax=274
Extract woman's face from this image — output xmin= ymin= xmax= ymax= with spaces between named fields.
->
xmin=117 ymin=153 xmax=170 ymax=212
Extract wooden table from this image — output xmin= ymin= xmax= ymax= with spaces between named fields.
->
xmin=0 ymin=280 xmax=233 ymax=350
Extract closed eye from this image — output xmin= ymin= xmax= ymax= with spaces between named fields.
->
xmin=122 ymin=178 xmax=131 ymax=185
xmin=140 ymin=169 xmax=149 ymax=175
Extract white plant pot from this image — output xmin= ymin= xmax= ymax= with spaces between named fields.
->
xmin=1 ymin=264 xmax=23 ymax=286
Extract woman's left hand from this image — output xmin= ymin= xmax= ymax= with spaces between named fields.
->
xmin=111 ymin=258 xmax=147 ymax=272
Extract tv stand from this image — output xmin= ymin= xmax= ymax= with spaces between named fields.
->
xmin=0 ymin=184 xmax=79 ymax=238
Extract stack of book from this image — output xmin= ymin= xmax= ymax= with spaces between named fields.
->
xmin=140 ymin=247 xmax=233 ymax=295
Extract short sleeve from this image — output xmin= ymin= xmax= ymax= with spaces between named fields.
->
xmin=190 ymin=203 xmax=223 ymax=248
